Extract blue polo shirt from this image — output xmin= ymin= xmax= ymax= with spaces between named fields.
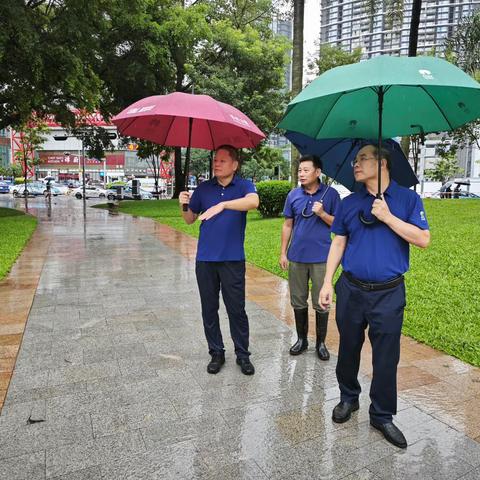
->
xmin=331 ymin=180 xmax=429 ymax=282
xmin=189 ymin=176 xmax=257 ymax=262
xmin=283 ymin=183 xmax=340 ymax=263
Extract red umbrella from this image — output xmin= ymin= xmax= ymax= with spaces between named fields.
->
xmin=112 ymin=92 xmax=265 ymax=149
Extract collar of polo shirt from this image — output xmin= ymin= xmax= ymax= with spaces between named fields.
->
xmin=359 ymin=179 xmax=397 ymax=198
xmin=301 ymin=181 xmax=324 ymax=195
xmin=212 ymin=175 xmax=237 ymax=187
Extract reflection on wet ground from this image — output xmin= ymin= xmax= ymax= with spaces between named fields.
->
xmin=0 ymin=196 xmax=479 ymax=479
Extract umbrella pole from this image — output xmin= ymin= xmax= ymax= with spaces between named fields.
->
xmin=377 ymin=86 xmax=384 ymax=198
xmin=359 ymin=88 xmax=384 ymax=225
xmin=183 ymin=117 xmax=193 ymax=212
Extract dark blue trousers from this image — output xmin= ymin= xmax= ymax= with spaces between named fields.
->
xmin=335 ymin=272 xmax=406 ymax=424
xmin=195 ymin=261 xmax=250 ymax=359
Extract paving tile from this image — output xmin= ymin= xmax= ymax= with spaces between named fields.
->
xmin=367 ymin=437 xmax=476 ymax=480
xmin=0 ymin=450 xmax=46 ymax=480
xmin=0 ymin=413 xmax=93 ymax=460
xmin=97 ymin=440 xmax=208 ymax=480
xmin=46 ymin=430 xmax=146 ymax=478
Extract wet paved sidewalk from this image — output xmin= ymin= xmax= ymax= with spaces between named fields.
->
xmin=0 ymin=196 xmax=479 ymax=480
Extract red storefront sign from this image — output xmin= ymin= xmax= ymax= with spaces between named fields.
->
xmin=38 ymin=152 xmax=125 ymax=167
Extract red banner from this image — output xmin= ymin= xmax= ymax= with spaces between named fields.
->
xmin=37 ymin=152 xmax=125 ymax=167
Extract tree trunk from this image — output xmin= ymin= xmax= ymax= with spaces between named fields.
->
xmin=290 ymin=0 xmax=304 ymax=187
xmin=408 ymin=0 xmax=422 ymax=57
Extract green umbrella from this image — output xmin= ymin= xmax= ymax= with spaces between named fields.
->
xmin=279 ymin=55 xmax=480 ymax=213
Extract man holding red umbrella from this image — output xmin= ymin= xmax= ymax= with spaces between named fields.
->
xmin=179 ymin=145 xmax=259 ymax=376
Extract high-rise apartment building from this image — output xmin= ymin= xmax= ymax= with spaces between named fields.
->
xmin=320 ymin=0 xmax=480 ymax=58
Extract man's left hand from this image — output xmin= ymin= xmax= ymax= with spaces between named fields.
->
xmin=198 ymin=202 xmax=225 ymax=221
xmin=371 ymin=197 xmax=392 ymax=223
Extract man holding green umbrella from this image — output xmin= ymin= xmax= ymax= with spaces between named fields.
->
xmin=319 ymin=144 xmax=430 ymax=448
xmin=279 ymin=54 xmax=480 ymax=448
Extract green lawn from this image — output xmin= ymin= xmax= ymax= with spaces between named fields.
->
xmin=0 ymin=208 xmax=38 ymax=281
xmin=95 ymin=198 xmax=480 ymax=367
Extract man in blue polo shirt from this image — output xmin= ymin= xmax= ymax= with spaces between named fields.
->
xmin=319 ymin=144 xmax=430 ymax=449
xmin=179 ymin=145 xmax=259 ymax=376
xmin=280 ymin=154 xmax=340 ymax=360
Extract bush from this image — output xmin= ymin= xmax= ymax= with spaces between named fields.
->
xmin=256 ymin=180 xmax=291 ymax=218
xmin=14 ymin=177 xmax=32 ymax=184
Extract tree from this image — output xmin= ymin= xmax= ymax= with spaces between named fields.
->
xmin=425 ymin=153 xmax=463 ymax=183
xmin=0 ymin=0 xmax=112 ymax=129
xmin=290 ymin=0 xmax=304 ymax=187
xmin=442 ymin=13 xmax=480 ymax=156
xmin=136 ymin=141 xmax=172 ymax=198
xmin=155 ymin=0 xmax=290 ymax=197
xmin=445 ymin=12 xmax=480 ymax=77
xmin=14 ymin=116 xmax=48 ymax=204
xmin=408 ymin=0 xmax=422 ymax=57
xmin=241 ymin=145 xmax=289 ymax=181
xmin=314 ymin=44 xmax=362 ymax=76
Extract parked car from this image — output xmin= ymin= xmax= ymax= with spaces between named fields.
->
xmin=47 ymin=182 xmax=69 ymax=195
xmin=0 ymin=182 xmax=10 ymax=194
xmin=106 ymin=187 xmax=153 ymax=201
xmin=72 ymin=186 xmax=107 ymax=199
xmin=13 ymin=183 xmax=45 ymax=197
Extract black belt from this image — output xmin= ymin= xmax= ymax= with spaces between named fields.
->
xmin=343 ymin=271 xmax=404 ymax=291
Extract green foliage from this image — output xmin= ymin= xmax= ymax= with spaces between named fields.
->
xmin=0 ymin=208 xmax=37 ymax=280
xmin=242 ymin=145 xmax=289 ymax=181
xmin=0 ymin=164 xmax=22 ymax=178
xmin=14 ymin=177 xmax=32 ymax=185
xmin=425 ymin=152 xmax=463 ymax=183
xmin=314 ymin=44 xmax=362 ymax=75
xmin=0 ymin=0 xmax=107 ymax=129
xmin=443 ymin=12 xmax=480 ymax=152
xmin=102 ymin=198 xmax=480 ymax=367
xmin=255 ymin=180 xmax=291 ymax=218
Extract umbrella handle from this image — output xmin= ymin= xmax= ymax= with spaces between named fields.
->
xmin=182 ymin=203 xmax=188 ymax=212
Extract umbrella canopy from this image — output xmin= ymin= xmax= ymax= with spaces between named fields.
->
xmin=278 ymin=56 xmax=480 ymax=140
xmin=285 ymin=132 xmax=418 ymax=192
xmin=112 ymin=92 xmax=265 ymax=149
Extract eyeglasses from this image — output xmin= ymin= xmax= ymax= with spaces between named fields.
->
xmin=350 ymin=156 xmax=376 ymax=167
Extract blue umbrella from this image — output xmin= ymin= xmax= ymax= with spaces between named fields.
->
xmin=285 ymin=132 xmax=418 ymax=195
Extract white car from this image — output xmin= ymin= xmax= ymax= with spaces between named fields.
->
xmin=72 ymin=185 xmax=107 ymax=199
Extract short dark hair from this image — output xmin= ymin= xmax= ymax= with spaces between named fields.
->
xmin=299 ymin=154 xmax=323 ymax=170
xmin=369 ymin=145 xmax=392 ymax=172
xmin=216 ymin=144 xmax=239 ymax=162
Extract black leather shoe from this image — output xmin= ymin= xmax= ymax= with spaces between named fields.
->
xmin=332 ymin=400 xmax=359 ymax=423
xmin=207 ymin=354 xmax=225 ymax=374
xmin=236 ymin=357 xmax=255 ymax=375
xmin=370 ymin=421 xmax=407 ymax=449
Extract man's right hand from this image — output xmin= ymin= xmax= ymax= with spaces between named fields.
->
xmin=279 ymin=253 xmax=288 ymax=270
xmin=179 ymin=191 xmax=191 ymax=206
xmin=319 ymin=283 xmax=333 ymax=310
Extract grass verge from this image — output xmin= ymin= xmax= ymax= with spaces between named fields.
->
xmin=94 ymin=199 xmax=480 ymax=367
xmin=0 ymin=207 xmax=38 ymax=281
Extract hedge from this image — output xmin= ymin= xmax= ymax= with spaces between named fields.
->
xmin=256 ymin=180 xmax=291 ymax=218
